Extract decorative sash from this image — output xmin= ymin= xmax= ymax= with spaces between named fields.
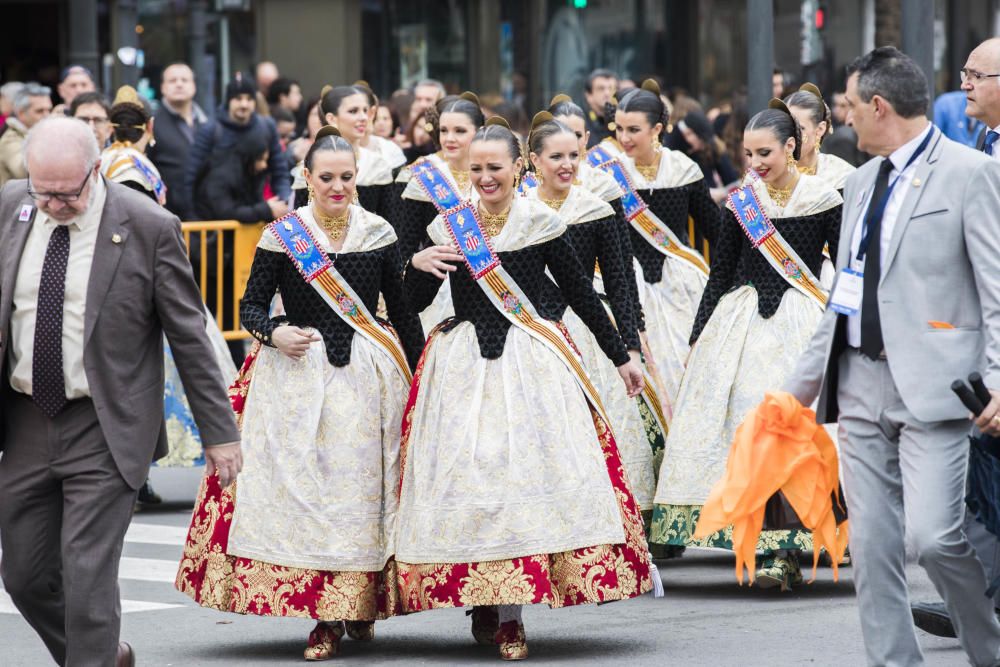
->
xmin=130 ymin=155 xmax=167 ymax=203
xmin=587 ymin=143 xmax=616 ymax=167
xmin=410 ymin=160 xmax=465 ymax=213
xmin=268 ymin=212 xmax=413 ymax=382
xmin=599 ymin=159 xmax=709 ymax=275
xmin=726 ymin=184 xmax=827 ymax=309
xmin=441 ymin=201 xmax=610 ymax=423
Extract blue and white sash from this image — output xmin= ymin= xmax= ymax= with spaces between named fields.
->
xmin=268 ymin=212 xmax=413 ymax=381
xmin=410 ymin=160 xmax=465 ymax=213
xmin=726 ymin=184 xmax=826 ymax=308
xmin=440 ymin=201 xmax=609 ymax=422
xmin=599 ymin=159 xmax=709 ymax=274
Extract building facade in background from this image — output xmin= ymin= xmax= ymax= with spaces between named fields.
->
xmin=1 ymin=0 xmax=999 ymax=112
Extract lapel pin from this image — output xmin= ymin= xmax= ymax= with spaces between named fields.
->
xmin=111 ymin=233 xmax=122 ymax=244
xmin=17 ymin=204 xmax=34 ymax=222
xmin=912 ymin=177 xmax=922 ymax=187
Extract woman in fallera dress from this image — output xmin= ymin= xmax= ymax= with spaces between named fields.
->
xmin=100 ymin=85 xmax=236 ymax=477
xmin=397 ymin=118 xmax=652 ymax=660
xmin=319 ymin=84 xmax=396 ymax=219
xmin=784 ymin=83 xmax=856 ymax=192
xmin=392 ymin=92 xmax=485 ymax=330
xmin=353 ymin=80 xmax=407 ymax=172
xmin=175 ymin=126 xmax=424 ymax=661
xmin=522 ymin=112 xmax=657 ymax=523
xmin=613 ymin=80 xmax=722 ymax=405
xmin=651 ymin=103 xmax=843 ymax=591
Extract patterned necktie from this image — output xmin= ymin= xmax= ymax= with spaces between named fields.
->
xmin=32 ymin=224 xmax=70 ymax=418
xmin=859 ymin=158 xmax=896 ymax=360
xmin=984 ymin=130 xmax=999 ymax=156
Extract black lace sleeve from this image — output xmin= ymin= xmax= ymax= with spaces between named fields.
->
xmin=824 ymin=204 xmax=843 ymax=266
xmin=403 ymin=257 xmax=446 ymax=314
xmin=239 ymin=248 xmax=287 ymax=347
xmin=609 ymin=196 xmax=646 ymax=332
xmin=593 ymin=213 xmax=641 ymax=351
xmin=545 ymin=235 xmax=629 ymax=367
xmin=357 ymin=183 xmax=393 ymax=220
xmin=690 ymin=208 xmax=743 ymax=344
xmin=380 ymin=241 xmax=426 ymax=370
xmin=688 ymin=178 xmax=721 ymax=247
xmin=391 ymin=195 xmax=437 ymax=263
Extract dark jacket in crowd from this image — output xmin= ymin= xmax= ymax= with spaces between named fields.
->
xmin=148 ymin=102 xmax=207 ymax=218
xmin=194 ymin=141 xmax=271 ymax=223
xmin=183 ymin=107 xmax=289 ymax=220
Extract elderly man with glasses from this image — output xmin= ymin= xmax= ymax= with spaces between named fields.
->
xmin=0 ymin=82 xmax=52 ymax=186
xmin=0 ymin=116 xmax=241 ymax=666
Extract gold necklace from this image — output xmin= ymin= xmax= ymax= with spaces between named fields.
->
xmin=765 ymin=177 xmax=798 ymax=208
xmin=451 ymin=168 xmax=471 ymax=194
xmin=539 ymin=192 xmax=568 ymax=211
xmin=635 ymin=149 xmax=661 ymax=182
xmin=478 ymin=203 xmax=511 ymax=237
xmin=313 ymin=206 xmax=350 ymax=241
xmin=797 ymin=162 xmax=817 ymax=176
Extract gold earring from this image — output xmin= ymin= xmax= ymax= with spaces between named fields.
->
xmin=307 ymin=183 xmax=315 ymax=202
xmin=514 ymin=172 xmax=521 ymax=190
xmin=815 ymin=137 xmax=822 ymax=151
xmin=652 ymin=136 xmax=662 ymax=152
xmin=786 ymin=151 xmax=797 ymax=173
xmin=536 ymin=171 xmax=544 ymax=186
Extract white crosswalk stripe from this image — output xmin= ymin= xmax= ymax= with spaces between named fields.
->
xmin=0 ymin=521 xmax=188 ymax=615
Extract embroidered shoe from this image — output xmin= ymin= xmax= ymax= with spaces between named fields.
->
xmin=345 ymin=620 xmax=374 ymax=641
xmin=495 ymin=619 xmax=528 ymax=661
xmin=469 ymin=606 xmax=499 ymax=645
xmin=755 ymin=555 xmax=803 ymax=592
xmin=304 ymin=621 xmax=345 ymax=661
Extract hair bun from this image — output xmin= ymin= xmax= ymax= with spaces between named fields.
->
xmin=459 ymin=91 xmax=481 ymax=106
xmin=530 ymin=110 xmax=553 ymax=130
xmin=353 ymin=79 xmax=371 ymax=90
xmin=768 ymin=98 xmax=793 ymax=116
xmin=549 ymin=93 xmax=572 ymax=106
xmin=112 ymin=85 xmax=142 ymax=109
xmin=485 ymin=116 xmax=511 ymax=130
xmin=314 ymin=124 xmax=343 ymax=141
xmin=798 ymin=82 xmax=823 ymax=101
xmin=320 ymin=84 xmax=333 ymax=98
xmin=641 ymin=79 xmax=661 ymax=96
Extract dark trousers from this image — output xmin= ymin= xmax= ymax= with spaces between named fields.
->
xmin=0 ymin=393 xmax=138 ymax=667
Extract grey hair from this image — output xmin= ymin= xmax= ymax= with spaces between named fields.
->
xmin=414 ymin=79 xmax=445 ymax=98
xmin=846 ymin=46 xmax=929 ymax=119
xmin=14 ymin=83 xmax=51 ymax=114
xmin=23 ymin=116 xmax=100 ymax=171
xmin=1 ymin=81 xmax=24 ymax=102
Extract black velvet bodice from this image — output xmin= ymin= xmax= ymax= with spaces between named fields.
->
xmin=390 ymin=194 xmax=438 ymax=264
xmin=562 ymin=212 xmax=641 ymax=350
xmin=405 ymin=233 xmax=630 ymax=366
xmin=628 ymin=179 xmax=721 ymax=285
xmin=690 ymin=205 xmax=843 ymax=343
xmin=241 ymin=242 xmax=425 ymax=370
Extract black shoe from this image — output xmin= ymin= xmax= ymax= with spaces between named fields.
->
xmin=911 ymin=601 xmax=956 ymax=638
xmin=137 ymin=479 xmax=162 ymax=505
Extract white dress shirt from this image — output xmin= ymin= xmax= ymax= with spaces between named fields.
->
xmin=9 ymin=177 xmax=107 ymax=398
xmin=846 ymin=123 xmax=933 ymax=347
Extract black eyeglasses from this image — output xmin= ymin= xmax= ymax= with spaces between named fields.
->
xmin=960 ymin=68 xmax=1000 ymax=83
xmin=27 ymin=167 xmax=94 ymax=203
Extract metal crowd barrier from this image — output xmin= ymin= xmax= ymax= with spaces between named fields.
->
xmin=180 ymin=220 xmax=265 ymax=341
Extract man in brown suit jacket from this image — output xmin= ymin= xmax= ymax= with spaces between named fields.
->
xmin=0 ymin=116 xmax=242 ymax=666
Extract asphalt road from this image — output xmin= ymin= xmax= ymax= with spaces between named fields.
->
xmin=1 ymin=468 xmax=969 ymax=666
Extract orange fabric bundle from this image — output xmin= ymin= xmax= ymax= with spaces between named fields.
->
xmin=693 ymin=391 xmax=849 ymax=584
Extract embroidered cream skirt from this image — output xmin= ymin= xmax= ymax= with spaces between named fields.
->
xmin=650 ymin=286 xmax=823 ymax=550
xmin=418 ymin=278 xmax=455 ymax=333
xmin=636 ymin=256 xmax=707 ymax=405
xmin=228 ymin=335 xmax=408 ymax=572
xmin=561 ymin=306 xmax=656 ymax=511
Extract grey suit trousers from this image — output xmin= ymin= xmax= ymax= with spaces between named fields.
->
xmin=837 ymin=350 xmax=1000 ymax=666
xmin=0 ymin=392 xmax=138 ymax=667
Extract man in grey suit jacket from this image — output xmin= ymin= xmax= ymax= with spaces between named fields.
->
xmin=785 ymin=47 xmax=1000 ymax=666
xmin=0 ymin=116 xmax=242 ymax=666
